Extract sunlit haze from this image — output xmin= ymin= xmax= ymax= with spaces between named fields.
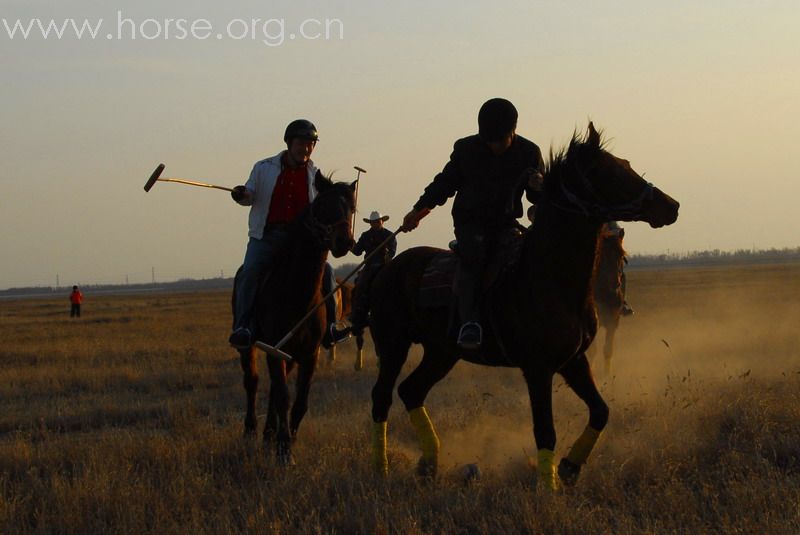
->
xmin=2 ymin=1 xmax=798 ymax=289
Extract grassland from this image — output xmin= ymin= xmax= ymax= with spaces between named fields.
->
xmin=1 ymin=263 xmax=799 ymax=534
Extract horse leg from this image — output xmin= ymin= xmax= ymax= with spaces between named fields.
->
xmin=522 ymin=368 xmax=558 ymax=491
xmin=370 ymin=337 xmax=411 ymax=476
xmin=264 ymin=388 xmax=278 ymax=444
xmin=557 ymin=352 xmax=609 ymax=486
xmin=265 ymin=356 xmax=293 ymax=466
xmin=354 ymin=333 xmax=364 ymax=371
xmin=603 ymin=317 xmax=619 ymax=375
xmin=396 ymin=346 xmax=459 ymax=479
xmin=327 ymin=345 xmax=336 ymax=364
xmin=290 ymin=348 xmax=319 ymax=439
xmin=239 ymin=347 xmax=258 ymax=437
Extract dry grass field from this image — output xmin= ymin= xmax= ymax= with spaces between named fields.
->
xmin=1 ymin=263 xmax=799 ymax=534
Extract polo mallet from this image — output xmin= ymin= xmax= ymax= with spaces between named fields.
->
xmin=255 ymin=227 xmax=402 ymax=361
xmin=351 ymin=166 xmax=366 ymax=232
xmin=143 ymin=163 xmax=234 ymax=193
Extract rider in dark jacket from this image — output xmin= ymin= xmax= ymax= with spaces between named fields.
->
xmin=402 ymin=98 xmax=544 ymax=350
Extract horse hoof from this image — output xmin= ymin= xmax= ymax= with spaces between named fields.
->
xmin=557 ymin=458 xmax=581 ymax=487
xmin=463 ymin=463 xmax=481 ymax=485
xmin=276 ymin=445 xmax=296 ymax=467
xmin=416 ymin=457 xmax=437 ymax=479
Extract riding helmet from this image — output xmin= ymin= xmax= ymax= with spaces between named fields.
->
xmin=284 ymin=119 xmax=319 ymax=143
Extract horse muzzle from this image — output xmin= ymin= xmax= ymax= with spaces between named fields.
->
xmin=646 ymin=187 xmax=679 ymax=228
xmin=330 ymin=237 xmax=355 ymax=258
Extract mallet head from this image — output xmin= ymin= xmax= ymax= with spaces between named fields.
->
xmin=144 ymin=163 xmax=165 ymax=192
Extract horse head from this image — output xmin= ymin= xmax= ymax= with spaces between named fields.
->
xmin=546 ymin=122 xmax=679 ymax=228
xmin=306 ymin=175 xmax=357 ymax=257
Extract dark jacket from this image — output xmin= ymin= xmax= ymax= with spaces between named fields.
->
xmin=413 ymin=134 xmax=544 ymax=230
xmin=353 ymin=227 xmax=397 ymax=267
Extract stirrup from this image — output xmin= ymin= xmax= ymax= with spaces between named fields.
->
xmin=329 ymin=323 xmax=352 ymax=344
xmin=457 ymin=322 xmax=482 ymax=350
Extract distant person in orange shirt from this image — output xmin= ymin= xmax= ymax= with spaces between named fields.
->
xmin=69 ymin=285 xmax=83 ymax=318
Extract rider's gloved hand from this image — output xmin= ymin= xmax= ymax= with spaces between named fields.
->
xmin=231 ymin=185 xmax=247 ymax=203
xmin=401 ymin=207 xmax=431 ymax=232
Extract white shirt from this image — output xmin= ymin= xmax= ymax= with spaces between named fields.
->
xmin=238 ymin=151 xmax=320 ymax=239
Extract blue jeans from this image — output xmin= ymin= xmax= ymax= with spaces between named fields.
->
xmin=233 ymin=229 xmax=338 ymax=331
xmin=234 ymin=229 xmax=288 ymax=331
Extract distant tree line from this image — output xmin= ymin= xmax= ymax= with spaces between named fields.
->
xmin=628 ymin=246 xmax=800 ymax=268
xmin=4 ymin=247 xmax=799 ymax=297
xmin=0 ymin=277 xmax=233 ymax=299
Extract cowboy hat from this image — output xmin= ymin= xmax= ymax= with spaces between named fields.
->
xmin=363 ymin=211 xmax=390 ymax=223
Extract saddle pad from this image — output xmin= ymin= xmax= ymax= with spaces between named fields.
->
xmin=418 ymin=252 xmax=458 ymax=308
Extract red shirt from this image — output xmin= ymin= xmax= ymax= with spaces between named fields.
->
xmin=266 ymin=163 xmax=310 ymax=224
xmin=70 ymin=290 xmax=83 ymax=304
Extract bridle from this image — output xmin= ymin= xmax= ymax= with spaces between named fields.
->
xmin=304 ymin=192 xmax=353 ymax=250
xmin=551 ymin=159 xmax=654 ymax=221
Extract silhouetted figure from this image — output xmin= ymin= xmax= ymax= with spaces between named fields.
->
xmin=401 ymin=98 xmax=544 ymax=350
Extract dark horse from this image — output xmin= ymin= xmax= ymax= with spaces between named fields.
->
xmin=234 ymin=177 xmax=356 ymax=464
xmin=368 ymin=124 xmax=679 ymax=490
xmin=590 ymin=226 xmax=628 ymax=374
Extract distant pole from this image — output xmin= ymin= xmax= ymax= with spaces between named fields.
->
xmin=56 ymin=273 xmax=59 ymax=289
xmin=125 ymin=275 xmax=129 ymax=285
xmin=152 ymin=267 xmax=155 ymax=284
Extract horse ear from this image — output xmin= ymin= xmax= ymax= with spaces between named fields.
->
xmin=588 ymin=122 xmax=601 ymax=147
xmin=619 ymin=228 xmax=625 ymax=239
xmin=315 ymin=170 xmax=333 ymax=193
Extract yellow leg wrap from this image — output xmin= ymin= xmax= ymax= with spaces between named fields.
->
xmin=566 ymin=426 xmax=602 ymax=466
xmin=371 ymin=421 xmax=388 ymax=476
xmin=408 ymin=407 xmax=440 ymax=462
xmin=537 ymin=449 xmax=559 ymax=491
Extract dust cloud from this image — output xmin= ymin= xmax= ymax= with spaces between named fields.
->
xmin=391 ymin=264 xmax=800 ymax=475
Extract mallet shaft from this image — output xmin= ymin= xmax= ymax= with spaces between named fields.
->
xmin=158 ymin=178 xmax=234 ymax=192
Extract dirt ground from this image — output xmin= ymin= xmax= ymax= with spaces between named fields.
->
xmin=1 ymin=262 xmax=798 ymax=534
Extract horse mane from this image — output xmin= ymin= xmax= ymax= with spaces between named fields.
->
xmin=543 ymin=125 xmax=609 ymax=189
xmin=600 ymin=232 xmax=627 ymax=259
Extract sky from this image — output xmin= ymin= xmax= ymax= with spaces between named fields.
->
xmin=1 ymin=0 xmax=798 ymax=289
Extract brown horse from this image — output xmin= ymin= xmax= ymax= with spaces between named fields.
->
xmin=590 ymin=227 xmax=628 ymax=374
xmin=368 ymin=123 xmax=679 ymax=490
xmin=233 ymin=178 xmax=356 ymax=465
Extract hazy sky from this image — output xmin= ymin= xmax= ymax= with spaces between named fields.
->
xmin=1 ymin=1 xmax=798 ymax=289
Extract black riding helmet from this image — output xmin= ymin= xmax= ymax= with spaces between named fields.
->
xmin=284 ymin=119 xmax=319 ymax=144
xmin=478 ymin=98 xmax=518 ymax=142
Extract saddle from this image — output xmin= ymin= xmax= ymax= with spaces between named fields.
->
xmin=418 ymin=227 xmax=525 ymax=309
